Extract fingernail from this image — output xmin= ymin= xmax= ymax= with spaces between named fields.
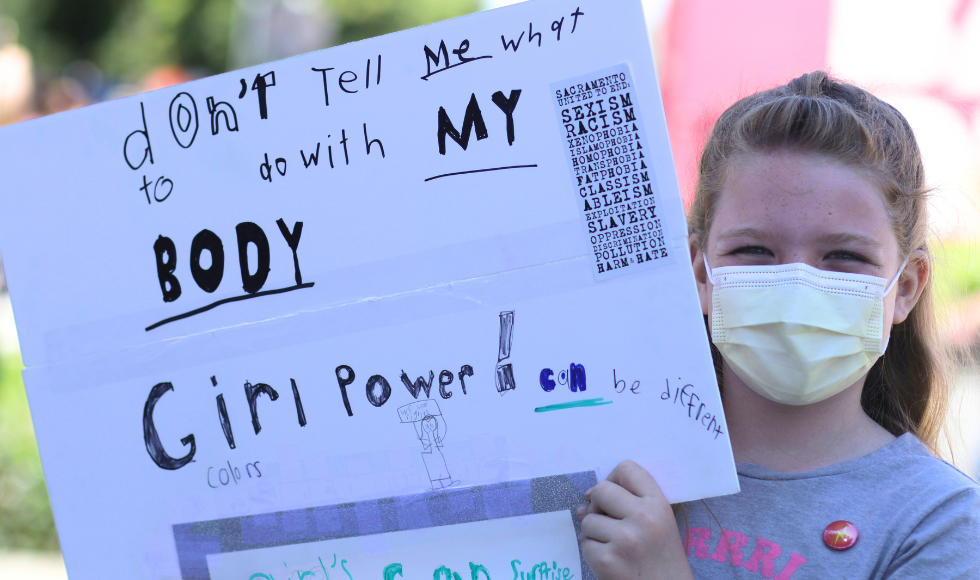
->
xmin=576 ymin=503 xmax=586 ymax=515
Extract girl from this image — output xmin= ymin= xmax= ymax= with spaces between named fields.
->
xmin=577 ymin=72 xmax=980 ymax=578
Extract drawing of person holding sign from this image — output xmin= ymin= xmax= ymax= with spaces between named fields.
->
xmin=577 ymin=72 xmax=980 ymax=579
xmin=398 ymin=399 xmax=459 ymax=490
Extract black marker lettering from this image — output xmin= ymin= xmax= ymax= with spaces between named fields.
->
xmin=251 ymin=71 xmax=276 ymax=119
xmin=501 ymin=31 xmax=525 ymax=52
xmin=260 ymin=153 xmax=273 ymax=182
xmin=421 ymin=40 xmax=490 ymax=80
xmin=169 ymin=92 xmax=199 ymax=148
xmin=154 ymin=235 xmax=182 ymax=302
xmin=529 ymin=23 xmax=542 ymax=47
xmin=216 ymin=393 xmax=235 ymax=449
xmin=336 ymin=365 xmax=355 ymax=416
xmin=312 ymin=67 xmax=335 ymax=106
xmin=453 ymin=39 xmax=475 ymax=62
xmin=143 ymin=382 xmax=195 ymax=470
xmin=235 ymin=222 xmax=270 ymax=294
xmin=339 ymin=70 xmax=358 ymax=93
xmin=276 ymin=219 xmax=304 ymax=285
xmin=153 ymin=177 xmax=173 ymax=202
xmin=301 ymin=143 xmax=320 ymax=168
xmin=140 ymin=174 xmax=153 ymax=204
xmin=571 ymin=7 xmax=584 ymax=33
xmin=437 ymin=94 xmax=488 ymax=155
xmin=291 ymin=378 xmax=307 ymax=427
xmin=206 ymin=96 xmax=239 ymax=135
xmin=491 ymin=90 xmax=522 ymax=146
xmin=124 ymin=102 xmax=154 ymax=170
xmin=551 ymin=17 xmax=565 ymax=41
xmin=400 ymin=370 xmax=434 ymax=399
xmin=438 ymin=370 xmax=454 ymax=399
xmin=190 ymin=229 xmax=224 ymax=293
xmin=458 ymin=364 xmax=473 ymax=395
xmin=363 ymin=123 xmax=385 ymax=158
xmin=366 ymin=375 xmax=391 ymax=407
xmin=424 ymin=41 xmax=451 ymax=76
xmin=244 ymin=381 xmax=279 ymax=435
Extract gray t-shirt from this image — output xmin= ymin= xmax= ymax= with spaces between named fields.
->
xmin=676 ymin=434 xmax=980 ymax=579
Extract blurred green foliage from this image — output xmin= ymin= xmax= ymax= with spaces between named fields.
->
xmin=96 ymin=0 xmax=237 ymax=81
xmin=933 ymin=240 xmax=980 ymax=310
xmin=330 ymin=0 xmax=480 ymax=47
xmin=0 ymin=354 xmax=59 ymax=551
xmin=2 ymin=0 xmax=478 ymax=80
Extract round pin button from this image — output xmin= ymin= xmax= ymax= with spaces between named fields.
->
xmin=823 ymin=520 xmax=859 ymax=550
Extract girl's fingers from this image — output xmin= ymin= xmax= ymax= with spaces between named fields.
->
xmin=579 ymin=537 xmax=606 ymax=569
xmin=579 ymin=512 xmax=619 ymax=543
xmin=578 ymin=462 xmax=665 ymax=520
xmin=587 ymin=479 xmax=638 ymax=520
xmin=607 ymin=460 xmax=664 ymax=501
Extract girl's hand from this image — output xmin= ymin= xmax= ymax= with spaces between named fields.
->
xmin=577 ymin=461 xmax=694 ymax=580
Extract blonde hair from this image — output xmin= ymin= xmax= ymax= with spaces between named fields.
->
xmin=688 ymin=71 xmax=950 ymax=449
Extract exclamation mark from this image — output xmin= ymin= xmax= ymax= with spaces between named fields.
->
xmin=495 ymin=311 xmax=516 ymax=395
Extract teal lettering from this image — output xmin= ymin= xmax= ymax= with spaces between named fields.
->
xmin=342 ymin=560 xmax=353 ymax=580
xmin=470 ymin=563 xmax=490 ymax=580
xmin=510 ymin=560 xmax=574 ymax=580
xmin=434 ymin=567 xmax=462 ymax=580
xmin=384 ymin=564 xmax=404 ymax=580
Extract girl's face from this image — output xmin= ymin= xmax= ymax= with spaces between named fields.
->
xmin=695 ymin=151 xmax=923 ymax=344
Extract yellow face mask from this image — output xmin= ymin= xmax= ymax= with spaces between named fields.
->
xmin=705 ymin=256 xmax=906 ymax=406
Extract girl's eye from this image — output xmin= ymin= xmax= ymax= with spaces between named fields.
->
xmin=825 ymin=250 xmax=869 ymax=262
xmin=731 ymin=245 xmax=773 ymax=256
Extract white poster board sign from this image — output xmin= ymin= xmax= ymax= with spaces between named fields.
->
xmin=0 ymin=0 xmax=739 ymax=578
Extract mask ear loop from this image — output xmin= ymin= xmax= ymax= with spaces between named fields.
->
xmin=879 ymin=255 xmax=911 ymax=354
xmin=703 ymin=253 xmax=716 ymax=285
xmin=882 ymin=255 xmax=911 ymax=297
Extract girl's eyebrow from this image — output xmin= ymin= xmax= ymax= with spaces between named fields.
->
xmin=714 ymin=228 xmax=882 ymax=248
xmin=817 ymin=232 xmax=882 ymax=248
xmin=715 ymin=227 xmax=773 ymax=242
